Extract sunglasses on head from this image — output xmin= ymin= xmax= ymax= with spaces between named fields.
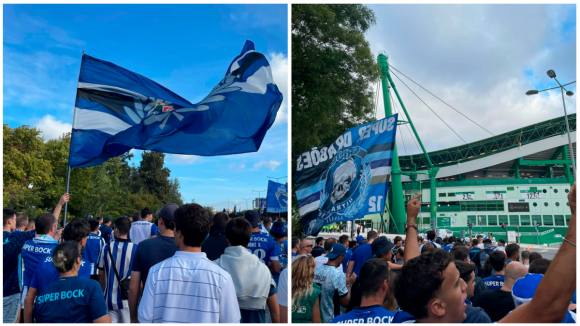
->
xmin=305 ymin=245 xmax=313 ymax=247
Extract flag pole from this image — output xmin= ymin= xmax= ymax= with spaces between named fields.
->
xmin=63 ymin=50 xmax=84 ymax=227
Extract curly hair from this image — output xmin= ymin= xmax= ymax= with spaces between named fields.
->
xmin=395 ymin=249 xmax=452 ymax=319
xmin=291 ymin=256 xmax=316 ymax=308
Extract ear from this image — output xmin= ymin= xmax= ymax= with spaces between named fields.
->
xmin=76 ymin=256 xmax=82 ymax=265
xmin=382 ymin=279 xmax=389 ymax=292
xmin=429 ymin=298 xmax=446 ymax=318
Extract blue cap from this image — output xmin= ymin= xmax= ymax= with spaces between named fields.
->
xmin=156 ymin=203 xmax=179 ymax=221
xmin=326 ymin=243 xmax=347 ymax=260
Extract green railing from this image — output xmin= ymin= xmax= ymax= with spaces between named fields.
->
xmin=403 ymin=177 xmax=570 ymax=190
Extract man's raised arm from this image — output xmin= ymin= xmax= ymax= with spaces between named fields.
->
xmin=500 ymin=182 xmax=576 ymax=323
xmin=404 ymin=193 xmax=422 ymax=262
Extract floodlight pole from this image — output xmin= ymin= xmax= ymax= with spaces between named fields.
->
xmin=555 ymin=79 xmax=577 ymax=180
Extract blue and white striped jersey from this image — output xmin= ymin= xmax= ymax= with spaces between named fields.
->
xmin=97 ymin=238 xmax=137 ymax=311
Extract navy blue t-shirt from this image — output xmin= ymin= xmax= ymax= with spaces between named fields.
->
xmin=33 ymin=276 xmax=109 ymax=323
xmin=482 ymin=274 xmax=505 ymax=290
xmin=332 ymin=305 xmax=397 ymax=323
xmin=131 ymin=235 xmax=178 ymax=286
xmin=3 ymin=230 xmax=36 ymax=297
xmin=30 ymin=257 xmax=92 ymax=293
xmin=351 ymin=243 xmax=372 ymax=277
xmin=99 ymin=225 xmax=113 ymax=243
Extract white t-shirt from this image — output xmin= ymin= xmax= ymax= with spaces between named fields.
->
xmin=138 ymin=251 xmax=240 ymax=323
xmin=128 ymin=221 xmax=157 ymax=245
xmin=277 ymin=268 xmax=288 ymax=307
xmin=477 ymin=243 xmax=484 ymax=249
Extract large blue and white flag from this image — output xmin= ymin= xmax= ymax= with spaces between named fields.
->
xmin=294 ymin=114 xmax=398 ymax=236
xmin=69 ymin=40 xmax=283 ymax=168
xmin=266 ymin=180 xmax=288 ymax=213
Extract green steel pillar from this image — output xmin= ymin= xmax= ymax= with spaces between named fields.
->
xmin=515 ymin=162 xmax=520 ymax=179
xmin=429 ymin=167 xmax=440 ymax=224
xmin=562 ymin=145 xmax=574 ymax=186
xmin=378 ymin=54 xmax=406 ymax=234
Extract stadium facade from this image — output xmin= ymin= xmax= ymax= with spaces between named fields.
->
xmin=362 ymin=114 xmax=576 ymax=243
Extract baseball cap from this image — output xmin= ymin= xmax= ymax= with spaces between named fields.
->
xmin=372 ymin=236 xmax=395 ymax=258
xmin=244 ymin=210 xmax=261 ymax=228
xmin=103 ymin=217 xmax=113 ymax=223
xmin=311 ymin=246 xmax=324 ymax=258
xmin=326 ymin=243 xmax=347 ymax=260
xmin=270 ymin=221 xmax=287 ymax=238
xmin=156 ymin=203 xmax=179 ymax=221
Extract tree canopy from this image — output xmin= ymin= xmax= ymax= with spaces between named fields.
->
xmin=291 ymin=4 xmax=379 ymax=237
xmin=3 ymin=124 xmax=184 ymax=222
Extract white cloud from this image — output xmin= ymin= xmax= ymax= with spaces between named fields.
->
xmin=269 ymin=52 xmax=289 ymax=125
xmin=167 ymin=154 xmax=204 ymax=165
xmin=229 ymin=163 xmax=246 ymax=173
xmin=35 ymin=115 xmax=72 ymax=141
xmin=253 ymin=160 xmax=282 ymax=171
xmin=366 ymin=4 xmax=575 ymax=153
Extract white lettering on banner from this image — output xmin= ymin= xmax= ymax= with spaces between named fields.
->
xmin=297 ymin=155 xmax=303 ymax=171
xmin=328 ymin=144 xmax=337 ymax=159
xmin=336 ymin=316 xmax=394 ymax=323
xmin=387 ymin=117 xmax=395 ymax=131
xmin=368 ymin=196 xmax=384 ymax=213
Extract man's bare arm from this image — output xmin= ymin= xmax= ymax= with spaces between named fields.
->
xmin=500 ymin=182 xmax=576 ymax=323
xmin=405 ymin=194 xmax=422 ymax=262
xmin=52 ymin=193 xmax=70 ymax=220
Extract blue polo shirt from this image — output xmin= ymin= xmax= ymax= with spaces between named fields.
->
xmin=3 ymin=230 xmax=36 ymax=297
xmin=33 ymin=276 xmax=109 ymax=323
xmin=99 ymin=225 xmax=113 ymax=243
xmin=482 ymin=274 xmax=505 ymax=290
xmin=342 ymin=248 xmax=353 ymax=273
xmin=30 ymin=256 xmax=92 ymax=293
xmin=247 ymin=232 xmax=281 ymax=270
xmin=351 ymin=243 xmax=372 ymax=277
xmin=332 ymin=305 xmax=396 ymax=323
xmin=272 ymin=239 xmax=288 ymax=285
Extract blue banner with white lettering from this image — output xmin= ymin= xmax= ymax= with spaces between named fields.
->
xmin=69 ymin=40 xmax=283 ymax=168
xmin=294 ymin=114 xmax=398 ymax=236
xmin=266 ymin=180 xmax=288 ymax=213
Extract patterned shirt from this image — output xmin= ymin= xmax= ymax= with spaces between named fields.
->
xmin=97 ymin=238 xmax=137 ymax=311
xmin=314 ymin=264 xmax=348 ymax=323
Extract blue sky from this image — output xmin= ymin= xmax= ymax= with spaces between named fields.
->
xmin=3 ymin=4 xmax=289 ymax=210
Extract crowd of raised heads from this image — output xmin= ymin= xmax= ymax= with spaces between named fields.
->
xmin=290 ymin=182 xmax=577 ymax=324
xmin=3 ymin=195 xmax=290 ymax=323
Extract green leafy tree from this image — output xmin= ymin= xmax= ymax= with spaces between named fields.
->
xmin=138 ymin=151 xmax=171 ymax=202
xmin=292 ymin=4 xmax=379 ymax=229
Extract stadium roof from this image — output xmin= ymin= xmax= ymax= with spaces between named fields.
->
xmin=400 ymin=114 xmax=576 ymax=182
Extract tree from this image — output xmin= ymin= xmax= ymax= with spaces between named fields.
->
xmin=292 ymin=4 xmax=379 ymax=158
xmin=292 ymin=4 xmax=379 ymax=226
xmin=138 ymin=151 xmax=171 ymax=202
xmin=167 ymin=177 xmax=184 ymax=206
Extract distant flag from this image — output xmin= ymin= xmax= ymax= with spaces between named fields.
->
xmin=69 ymin=40 xmax=283 ymax=168
xmin=223 ymin=208 xmax=226 ymax=213
xmin=259 ymin=198 xmax=266 ymax=217
xmin=233 ymin=205 xmax=237 ymax=215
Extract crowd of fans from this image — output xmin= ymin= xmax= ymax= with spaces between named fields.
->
xmin=291 ymin=182 xmax=577 ymax=323
xmin=3 ymin=194 xmax=289 ymax=323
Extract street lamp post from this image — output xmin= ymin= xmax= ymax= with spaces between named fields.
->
xmin=267 ymin=176 xmax=288 ymax=183
xmin=252 ymin=190 xmax=267 ymax=213
xmin=526 ymin=70 xmax=576 ymax=180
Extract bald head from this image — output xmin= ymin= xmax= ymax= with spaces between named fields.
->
xmin=299 ymin=239 xmax=313 ymax=255
xmin=502 ymin=262 xmax=528 ymax=290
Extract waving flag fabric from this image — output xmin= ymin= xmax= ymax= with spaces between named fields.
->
xmin=69 ymin=40 xmax=283 ymax=168
xmin=266 ymin=180 xmax=288 ymax=213
xmin=259 ymin=198 xmax=266 ymax=216
xmin=294 ymin=114 xmax=398 ymax=236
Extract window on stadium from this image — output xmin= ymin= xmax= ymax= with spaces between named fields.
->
xmin=439 ymin=193 xmax=446 ymax=197
xmin=448 ymin=192 xmax=455 ymax=196
xmin=509 ymin=215 xmax=519 ymax=226
xmin=499 ymin=215 xmax=508 ymax=226
xmin=521 ymin=215 xmax=531 ymax=226
xmin=532 ymin=215 xmax=542 ymax=226
xmin=460 ymin=201 xmax=505 ymax=212
xmin=543 ymin=215 xmax=554 ymax=226
xmin=488 ymin=215 xmax=498 ymax=226
xmin=468 ymin=215 xmax=477 ymax=225
xmin=566 ymin=215 xmax=571 ymax=225
xmin=554 ymin=215 xmax=565 ymax=226
xmin=480 ymin=216 xmax=487 ymax=226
